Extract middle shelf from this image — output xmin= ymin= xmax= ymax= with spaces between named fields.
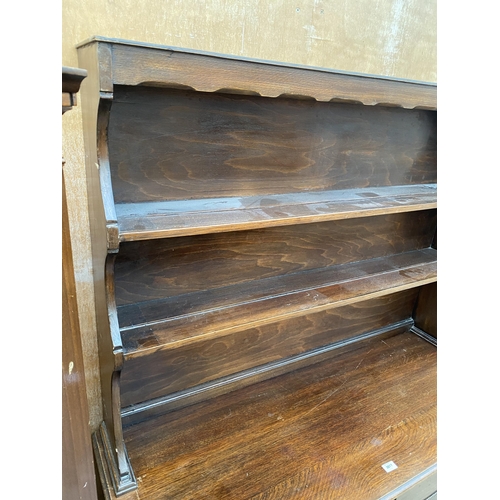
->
xmin=114 ymin=209 xmax=436 ymax=410
xmin=115 ymin=209 xmax=436 ymax=352
xmin=119 ymin=247 xmax=436 ymax=353
xmin=117 ymin=247 xmax=435 ymax=409
xmin=115 ymin=184 xmax=437 ymax=241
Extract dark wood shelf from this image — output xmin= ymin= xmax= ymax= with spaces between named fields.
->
xmin=119 ymin=248 xmax=436 ymax=354
xmin=115 ymin=184 xmax=437 ymax=241
xmin=118 ymin=330 xmax=436 ymax=500
xmin=78 ymin=38 xmax=437 ymax=499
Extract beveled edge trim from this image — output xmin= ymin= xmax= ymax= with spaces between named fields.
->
xmin=62 ymin=66 xmax=88 ymax=93
xmin=75 ymin=35 xmax=436 ymax=87
xmin=410 ymin=325 xmax=437 ymax=346
xmin=92 ymin=422 xmax=137 ymax=497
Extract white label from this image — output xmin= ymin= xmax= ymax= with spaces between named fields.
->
xmin=382 ymin=461 xmax=398 ymax=473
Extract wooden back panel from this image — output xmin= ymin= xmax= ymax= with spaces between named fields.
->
xmin=115 ymin=209 xmax=436 ymax=412
xmin=114 ymin=210 xmax=436 ymax=310
xmin=108 ymin=86 xmax=436 ymax=203
xmin=120 ymin=290 xmax=419 ymax=408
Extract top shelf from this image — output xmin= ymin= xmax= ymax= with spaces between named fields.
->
xmin=115 ymin=184 xmax=437 ymax=242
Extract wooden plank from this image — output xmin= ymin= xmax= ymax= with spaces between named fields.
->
xmin=117 ymin=248 xmax=436 ymax=329
xmin=413 ymin=282 xmax=437 ymax=338
xmin=114 ymin=211 xmax=437 ymax=307
xmin=62 ymin=67 xmax=98 ymax=500
xmin=122 ymin=331 xmax=436 ymax=499
xmin=120 ymin=248 xmax=436 ymax=353
xmin=116 ymin=184 xmax=437 ymax=241
xmin=76 ymin=37 xmax=437 ymax=109
xmin=78 ymin=42 xmax=137 ymax=495
xmin=120 ymin=290 xmax=418 ymax=407
xmin=108 ymin=86 xmax=436 ymax=205
xmin=121 ymin=321 xmax=414 ymax=425
xmin=63 ymin=170 xmax=99 ymax=499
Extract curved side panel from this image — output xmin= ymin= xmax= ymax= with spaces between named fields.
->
xmin=78 ymin=41 xmax=137 ymax=496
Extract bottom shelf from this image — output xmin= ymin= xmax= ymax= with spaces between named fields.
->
xmin=105 ymin=329 xmax=437 ymax=500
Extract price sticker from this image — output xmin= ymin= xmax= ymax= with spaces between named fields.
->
xmin=381 ymin=461 xmax=398 ymax=473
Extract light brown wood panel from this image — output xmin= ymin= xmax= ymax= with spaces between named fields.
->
xmin=123 ymin=331 xmax=436 ymax=500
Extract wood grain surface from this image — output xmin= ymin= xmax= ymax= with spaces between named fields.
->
xmin=119 ymin=248 xmax=436 ymax=356
xmin=115 ymin=184 xmax=437 ymax=241
xmin=96 ymin=39 xmax=437 ymax=109
xmin=413 ymin=282 xmax=437 ymax=338
xmin=114 ymin=211 xmax=436 ymax=306
xmin=63 ymin=170 xmax=99 ymax=499
xmin=77 ymin=38 xmax=438 ymax=500
xmin=121 ymin=321 xmax=415 ymax=426
xmin=62 ymin=67 xmax=98 ymax=500
xmin=108 ymin=86 xmax=436 ymax=204
xmin=120 ymin=290 xmax=419 ymax=407
xmin=122 ymin=330 xmax=436 ymax=499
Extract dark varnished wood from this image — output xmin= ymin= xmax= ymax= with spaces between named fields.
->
xmin=62 ymin=67 xmax=98 ymax=500
xmin=63 ymin=169 xmax=99 ymax=500
xmin=108 ymin=86 xmax=436 ymax=204
xmin=119 ymin=248 xmax=436 ymax=354
xmin=413 ymin=282 xmax=437 ymax=338
xmin=114 ymin=211 xmax=436 ymax=306
xmin=115 ymin=184 xmax=437 ymax=242
xmin=107 ymin=82 xmax=436 ymax=243
xmin=77 ymin=45 xmax=137 ymax=495
xmin=77 ymin=38 xmax=437 ymax=499
xmin=122 ymin=331 xmax=436 ymax=500
xmin=77 ymin=37 xmax=437 ymax=109
xmin=62 ymin=66 xmax=87 ymax=113
xmin=121 ymin=321 xmax=414 ymax=426
xmin=79 ymin=37 xmax=436 ymax=252
xmin=120 ymin=290 xmax=419 ymax=408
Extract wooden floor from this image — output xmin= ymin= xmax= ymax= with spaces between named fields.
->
xmin=113 ymin=329 xmax=436 ymax=500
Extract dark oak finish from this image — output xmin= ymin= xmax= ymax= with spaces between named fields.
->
xmin=413 ymin=282 xmax=437 ymax=338
xmin=114 ymin=211 xmax=436 ymax=306
xmin=115 ymin=184 xmax=436 ymax=242
xmin=78 ymin=36 xmax=437 ymax=109
xmin=77 ymin=38 xmax=437 ymax=499
xmin=124 ymin=331 xmax=436 ymax=500
xmin=118 ymin=248 xmax=436 ymax=350
xmin=108 ymin=86 xmax=436 ymax=203
xmin=62 ymin=67 xmax=99 ymax=500
xmin=120 ymin=290 xmax=419 ymax=409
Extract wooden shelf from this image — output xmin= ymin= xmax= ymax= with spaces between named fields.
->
xmin=119 ymin=248 xmax=436 ymax=355
xmin=119 ymin=330 xmax=436 ymax=500
xmin=115 ymin=184 xmax=437 ymax=241
xmin=78 ymin=38 xmax=437 ymax=499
